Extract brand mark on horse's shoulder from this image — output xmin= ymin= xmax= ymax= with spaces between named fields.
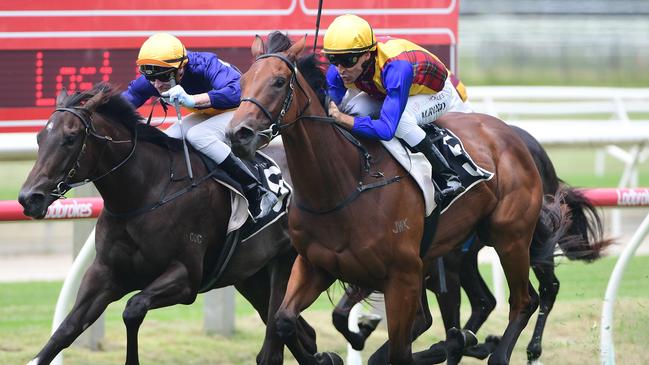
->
xmin=392 ymin=219 xmax=410 ymax=234
xmin=189 ymin=232 xmax=203 ymax=244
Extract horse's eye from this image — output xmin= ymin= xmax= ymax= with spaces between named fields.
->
xmin=62 ymin=134 xmax=77 ymax=147
xmin=273 ymin=78 xmax=286 ymax=88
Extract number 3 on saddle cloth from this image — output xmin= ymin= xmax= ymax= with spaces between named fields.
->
xmin=385 ymin=125 xmax=494 ymax=216
xmin=196 ymin=151 xmax=292 ymax=292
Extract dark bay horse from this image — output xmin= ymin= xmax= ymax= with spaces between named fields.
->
xmin=333 ymin=124 xmax=614 ymax=364
xmin=17 ymin=84 xmax=316 ymax=365
xmin=227 ymin=33 xmax=545 ymax=364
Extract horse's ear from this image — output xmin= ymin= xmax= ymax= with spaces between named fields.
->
xmin=252 ymin=35 xmax=265 ymax=59
xmin=84 ymin=89 xmax=111 ymax=113
xmin=56 ymin=88 xmax=68 ymax=107
xmin=286 ymin=34 xmax=306 ymax=61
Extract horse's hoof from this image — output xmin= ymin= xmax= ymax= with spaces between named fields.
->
xmin=446 ymin=327 xmax=477 ymax=352
xmin=462 ymin=329 xmax=478 ymax=348
xmin=314 ymin=351 xmax=344 ymax=365
xmin=527 ymin=342 xmax=542 ymax=362
xmin=415 ymin=342 xmax=447 ymax=364
xmin=358 ymin=313 xmax=382 ymax=330
xmin=485 ymin=334 xmax=501 ymax=347
xmin=464 ymin=344 xmax=492 ymax=360
xmin=357 ymin=314 xmax=382 ymax=344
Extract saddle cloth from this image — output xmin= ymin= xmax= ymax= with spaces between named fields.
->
xmin=382 ymin=127 xmax=494 ymax=216
xmin=200 ymin=151 xmax=291 ymax=240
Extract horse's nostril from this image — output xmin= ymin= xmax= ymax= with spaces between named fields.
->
xmin=238 ymin=126 xmax=255 ymax=142
xmin=19 ymin=192 xmax=45 ymax=208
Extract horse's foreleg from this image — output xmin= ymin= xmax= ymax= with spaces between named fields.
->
xmin=459 ymin=242 xmax=499 ymax=361
xmin=28 ymin=263 xmax=125 ymax=365
xmin=378 ymin=270 xmax=422 ymax=365
xmin=489 ymin=241 xmax=539 ymax=365
xmin=460 ymin=241 xmax=496 ymax=333
xmin=526 ymin=264 xmax=559 ymax=363
xmin=332 ymin=286 xmax=374 ymax=350
xmin=122 ymin=261 xmax=196 ymax=365
xmin=424 ymin=250 xmax=469 ymax=365
xmin=236 ymin=250 xmax=317 ymax=365
xmin=275 ymin=255 xmax=336 ymax=365
xmin=271 ymin=252 xmax=318 ymax=361
xmin=428 ymin=251 xmax=463 ymax=332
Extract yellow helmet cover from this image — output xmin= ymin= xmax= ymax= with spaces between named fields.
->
xmin=323 ymin=14 xmax=377 ymax=54
xmin=136 ymin=33 xmax=187 ymax=68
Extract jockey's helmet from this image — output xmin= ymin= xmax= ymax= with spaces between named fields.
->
xmin=323 ymin=14 xmax=377 ymax=55
xmin=136 ymin=33 xmax=187 ymax=79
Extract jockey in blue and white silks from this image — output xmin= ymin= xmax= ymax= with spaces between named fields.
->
xmin=122 ymin=33 xmax=278 ymax=220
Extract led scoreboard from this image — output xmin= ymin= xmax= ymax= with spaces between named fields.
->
xmin=0 ymin=0 xmax=458 ymax=132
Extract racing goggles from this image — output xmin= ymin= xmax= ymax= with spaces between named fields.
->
xmin=326 ymin=53 xmax=363 ymax=68
xmin=139 ymin=65 xmax=176 ymax=82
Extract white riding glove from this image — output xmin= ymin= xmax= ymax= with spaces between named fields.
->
xmin=161 ymin=85 xmax=196 ymax=108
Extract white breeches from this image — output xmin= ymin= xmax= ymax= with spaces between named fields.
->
xmin=339 ymin=77 xmax=473 ymax=147
xmin=164 ymin=110 xmax=234 ymax=164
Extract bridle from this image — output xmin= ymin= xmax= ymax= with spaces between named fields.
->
xmin=240 ymin=53 xmax=334 ymax=145
xmin=238 ymin=52 xmax=406 ymax=214
xmin=51 ymin=106 xmax=136 ymax=198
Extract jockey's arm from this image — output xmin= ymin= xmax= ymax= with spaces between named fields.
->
xmin=201 ymin=59 xmax=241 ymax=109
xmin=334 ymin=61 xmax=413 ymax=141
xmin=121 ymin=77 xmax=156 ymax=108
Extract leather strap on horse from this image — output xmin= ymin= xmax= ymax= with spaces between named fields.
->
xmin=199 ymin=229 xmax=241 ymax=292
xmin=297 ymin=125 xmax=407 ymax=215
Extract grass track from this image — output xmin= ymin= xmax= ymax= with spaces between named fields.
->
xmin=2 ymin=255 xmax=648 ymax=364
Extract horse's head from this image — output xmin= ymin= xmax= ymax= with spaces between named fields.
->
xmin=18 ymin=87 xmax=112 ymax=218
xmin=227 ymin=34 xmax=309 ymax=160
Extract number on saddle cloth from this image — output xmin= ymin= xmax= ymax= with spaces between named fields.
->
xmin=197 ymin=151 xmax=292 ymax=228
xmin=422 ymin=124 xmax=494 ymax=208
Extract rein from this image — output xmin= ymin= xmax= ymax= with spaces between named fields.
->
xmin=52 ymin=105 xmax=218 ymax=219
xmin=240 ymin=52 xmax=407 ymax=214
xmin=52 ymin=107 xmax=137 ymax=198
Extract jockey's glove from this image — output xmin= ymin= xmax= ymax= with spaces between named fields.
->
xmin=161 ymin=85 xmax=196 ymax=108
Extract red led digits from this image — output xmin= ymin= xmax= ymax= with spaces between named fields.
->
xmin=101 ymin=51 xmax=112 ymax=82
xmin=35 ymin=52 xmax=54 ymax=106
xmin=35 ymin=51 xmax=113 ymax=107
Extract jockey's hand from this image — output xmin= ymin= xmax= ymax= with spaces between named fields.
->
xmin=161 ymin=85 xmax=196 ymax=108
xmin=328 ymin=101 xmax=355 ymax=130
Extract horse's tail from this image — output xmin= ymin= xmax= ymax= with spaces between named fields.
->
xmin=555 ymin=183 xmax=615 ymax=261
xmin=529 ymin=189 xmax=571 ymax=267
xmin=510 ymin=124 xmax=614 ymax=265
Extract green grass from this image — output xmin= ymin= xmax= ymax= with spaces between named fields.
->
xmin=2 ymin=255 xmax=648 ymax=364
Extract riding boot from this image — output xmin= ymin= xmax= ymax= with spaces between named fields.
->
xmin=218 ymin=153 xmax=279 ymax=220
xmin=413 ymin=137 xmax=465 ymax=199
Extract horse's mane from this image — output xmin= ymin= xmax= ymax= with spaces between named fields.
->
xmin=62 ymin=83 xmax=183 ymax=150
xmin=265 ymin=31 xmax=328 ymax=109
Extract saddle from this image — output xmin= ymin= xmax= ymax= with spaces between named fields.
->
xmin=420 ymin=124 xmax=494 ymax=213
xmin=196 ymin=151 xmax=292 ymax=292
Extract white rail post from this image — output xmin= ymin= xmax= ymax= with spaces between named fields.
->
xmin=600 ymin=211 xmax=649 ymax=365
xmin=50 ymin=228 xmax=97 ymax=365
xmin=71 ymin=185 xmax=103 ymax=351
xmin=204 ymin=286 xmax=235 ymax=337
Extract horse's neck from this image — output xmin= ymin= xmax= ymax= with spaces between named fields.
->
xmin=91 ymin=122 xmax=173 ymax=212
xmin=282 ymin=107 xmax=360 ymax=209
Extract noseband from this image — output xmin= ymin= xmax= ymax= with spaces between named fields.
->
xmin=51 ymin=106 xmax=136 ymax=197
xmin=240 ymin=53 xmax=323 ymax=143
